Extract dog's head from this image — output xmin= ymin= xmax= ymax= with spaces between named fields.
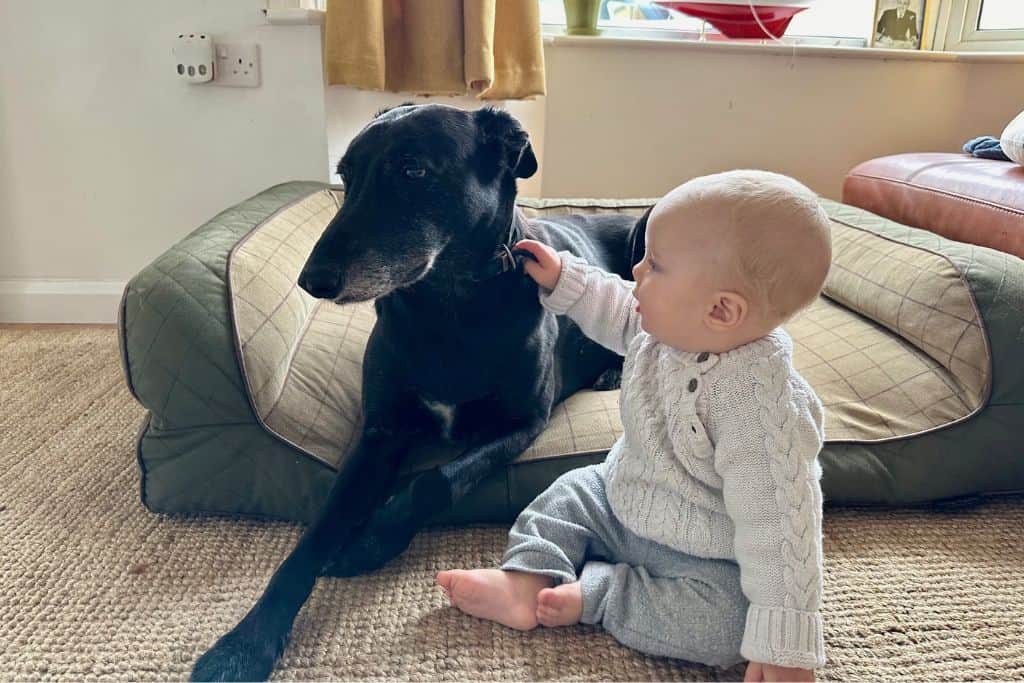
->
xmin=298 ymin=104 xmax=537 ymax=303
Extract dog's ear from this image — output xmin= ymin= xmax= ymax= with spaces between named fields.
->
xmin=627 ymin=207 xmax=651 ymax=274
xmin=475 ymin=107 xmax=537 ymax=179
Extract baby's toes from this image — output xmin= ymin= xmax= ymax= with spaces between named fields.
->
xmin=536 ymin=607 xmax=559 ymax=627
xmin=436 ymin=570 xmax=463 ymax=606
xmin=436 ymin=570 xmax=456 ymax=591
xmin=537 ymin=587 xmax=560 ymax=608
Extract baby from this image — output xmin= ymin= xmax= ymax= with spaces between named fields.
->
xmin=437 ymin=170 xmax=833 ymax=680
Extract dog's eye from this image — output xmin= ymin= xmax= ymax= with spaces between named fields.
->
xmin=404 ymin=167 xmax=427 ymax=179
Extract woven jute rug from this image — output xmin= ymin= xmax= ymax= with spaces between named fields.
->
xmin=1 ymin=326 xmax=1022 ymax=682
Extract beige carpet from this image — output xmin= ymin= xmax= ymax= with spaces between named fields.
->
xmin=1 ymin=325 xmax=1022 ymax=682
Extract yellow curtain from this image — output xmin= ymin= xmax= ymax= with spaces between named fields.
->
xmin=324 ymin=0 xmax=546 ymax=100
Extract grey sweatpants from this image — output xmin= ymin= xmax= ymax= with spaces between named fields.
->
xmin=500 ymin=463 xmax=748 ymax=668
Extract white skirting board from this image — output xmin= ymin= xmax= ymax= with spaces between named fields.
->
xmin=0 ymin=280 xmax=126 ymax=324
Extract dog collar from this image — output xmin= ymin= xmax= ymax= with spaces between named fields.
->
xmin=495 ymin=243 xmax=518 ymax=274
xmin=472 ymin=244 xmax=531 ymax=281
xmin=471 ymin=218 xmax=535 ymax=282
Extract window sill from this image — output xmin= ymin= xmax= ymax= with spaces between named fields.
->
xmin=543 ymin=32 xmax=1024 ymax=63
xmin=263 ymin=8 xmax=325 ymax=25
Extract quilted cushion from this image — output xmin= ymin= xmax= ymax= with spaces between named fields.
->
xmin=1001 ymin=109 xmax=1024 ymax=166
xmin=120 ymin=182 xmax=1024 ymax=524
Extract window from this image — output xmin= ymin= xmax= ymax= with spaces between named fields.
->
xmin=977 ymin=0 xmax=1024 ymax=30
xmin=939 ymin=0 xmax=1024 ymax=50
xmin=540 ymin=0 xmax=875 ymax=46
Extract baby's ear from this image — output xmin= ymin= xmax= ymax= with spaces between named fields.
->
xmin=706 ymin=292 xmax=748 ymax=330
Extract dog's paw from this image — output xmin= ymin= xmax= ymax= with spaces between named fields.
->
xmin=190 ymin=627 xmax=279 ymax=682
xmin=592 ymin=367 xmax=622 ymax=391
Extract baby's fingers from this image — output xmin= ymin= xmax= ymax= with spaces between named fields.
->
xmin=514 ymin=239 xmax=555 ymax=267
xmin=515 ymin=239 xmax=562 ymax=289
xmin=522 ymin=259 xmax=546 ymax=282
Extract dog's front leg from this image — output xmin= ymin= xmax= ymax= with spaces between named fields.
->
xmin=190 ymin=428 xmax=410 ymax=682
xmin=322 ymin=416 xmax=548 ymax=577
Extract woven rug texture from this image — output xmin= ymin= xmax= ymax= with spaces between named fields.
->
xmin=1 ymin=326 xmax=1021 ymax=681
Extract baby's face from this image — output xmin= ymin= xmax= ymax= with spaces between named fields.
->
xmin=631 ymin=203 xmax=736 ymax=353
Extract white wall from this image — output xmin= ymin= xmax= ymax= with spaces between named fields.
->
xmin=959 ymin=62 xmax=1024 ymax=135
xmin=539 ymin=42 xmax=1021 ymax=200
xmin=325 ymin=44 xmax=1023 ymax=204
xmin=0 ymin=0 xmax=328 ymax=321
xmin=3 ymin=2 xmax=1022 ymax=322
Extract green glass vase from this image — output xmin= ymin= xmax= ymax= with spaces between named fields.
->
xmin=563 ymin=0 xmax=602 ymax=36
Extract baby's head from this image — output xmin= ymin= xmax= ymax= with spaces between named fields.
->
xmin=632 ymin=170 xmax=832 ymax=354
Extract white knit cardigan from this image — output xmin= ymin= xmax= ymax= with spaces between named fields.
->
xmin=541 ymin=253 xmax=827 ymax=669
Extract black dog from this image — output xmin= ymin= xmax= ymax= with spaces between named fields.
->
xmin=190 ymin=104 xmax=648 ymax=681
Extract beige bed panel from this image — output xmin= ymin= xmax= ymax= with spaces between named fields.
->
xmin=228 ymin=191 xmax=990 ymax=469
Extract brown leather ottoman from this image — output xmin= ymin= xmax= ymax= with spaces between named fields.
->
xmin=842 ymin=153 xmax=1024 ymax=259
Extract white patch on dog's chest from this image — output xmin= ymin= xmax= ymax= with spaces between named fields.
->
xmin=422 ymin=398 xmax=458 ymax=441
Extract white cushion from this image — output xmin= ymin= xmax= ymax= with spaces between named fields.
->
xmin=1000 ymin=109 xmax=1024 ymax=165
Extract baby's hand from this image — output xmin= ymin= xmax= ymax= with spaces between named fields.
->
xmin=514 ymin=239 xmax=562 ymax=291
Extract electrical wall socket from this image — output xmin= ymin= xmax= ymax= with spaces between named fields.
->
xmin=214 ymin=43 xmax=261 ymax=88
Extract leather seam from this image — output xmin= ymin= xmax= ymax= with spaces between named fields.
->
xmin=847 ymin=173 xmax=1024 ymax=219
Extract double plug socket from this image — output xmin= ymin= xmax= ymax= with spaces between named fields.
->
xmin=173 ymin=34 xmax=260 ymax=87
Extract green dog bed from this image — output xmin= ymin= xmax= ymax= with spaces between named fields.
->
xmin=119 ymin=182 xmax=1024 ymax=525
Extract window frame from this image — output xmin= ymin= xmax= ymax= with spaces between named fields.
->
xmin=936 ymin=0 xmax=1024 ymax=51
xmin=540 ymin=0 xmax=1024 ymax=53
xmin=539 ymin=22 xmax=867 ymax=48
xmin=538 ymin=0 xmax=871 ymax=48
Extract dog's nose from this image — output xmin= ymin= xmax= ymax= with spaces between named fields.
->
xmin=298 ymin=265 xmax=343 ymax=299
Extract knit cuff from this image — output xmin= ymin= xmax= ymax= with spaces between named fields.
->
xmin=500 ymin=550 xmax=577 ymax=586
xmin=740 ymin=605 xmax=825 ymax=670
xmin=538 ymin=252 xmax=588 ymax=315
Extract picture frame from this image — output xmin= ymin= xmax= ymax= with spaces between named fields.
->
xmin=872 ymin=0 xmax=928 ymax=50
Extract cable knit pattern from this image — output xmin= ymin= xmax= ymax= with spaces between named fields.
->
xmin=752 ymin=351 xmax=823 ymax=613
xmin=538 ymin=253 xmax=827 ymax=669
xmin=539 ymin=253 xmax=641 ymax=357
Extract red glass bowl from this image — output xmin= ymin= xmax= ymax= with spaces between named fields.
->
xmin=655 ymin=2 xmax=811 ymax=39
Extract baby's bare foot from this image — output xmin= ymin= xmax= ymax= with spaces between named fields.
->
xmin=436 ymin=569 xmax=552 ymax=631
xmin=536 ymin=581 xmax=583 ymax=627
